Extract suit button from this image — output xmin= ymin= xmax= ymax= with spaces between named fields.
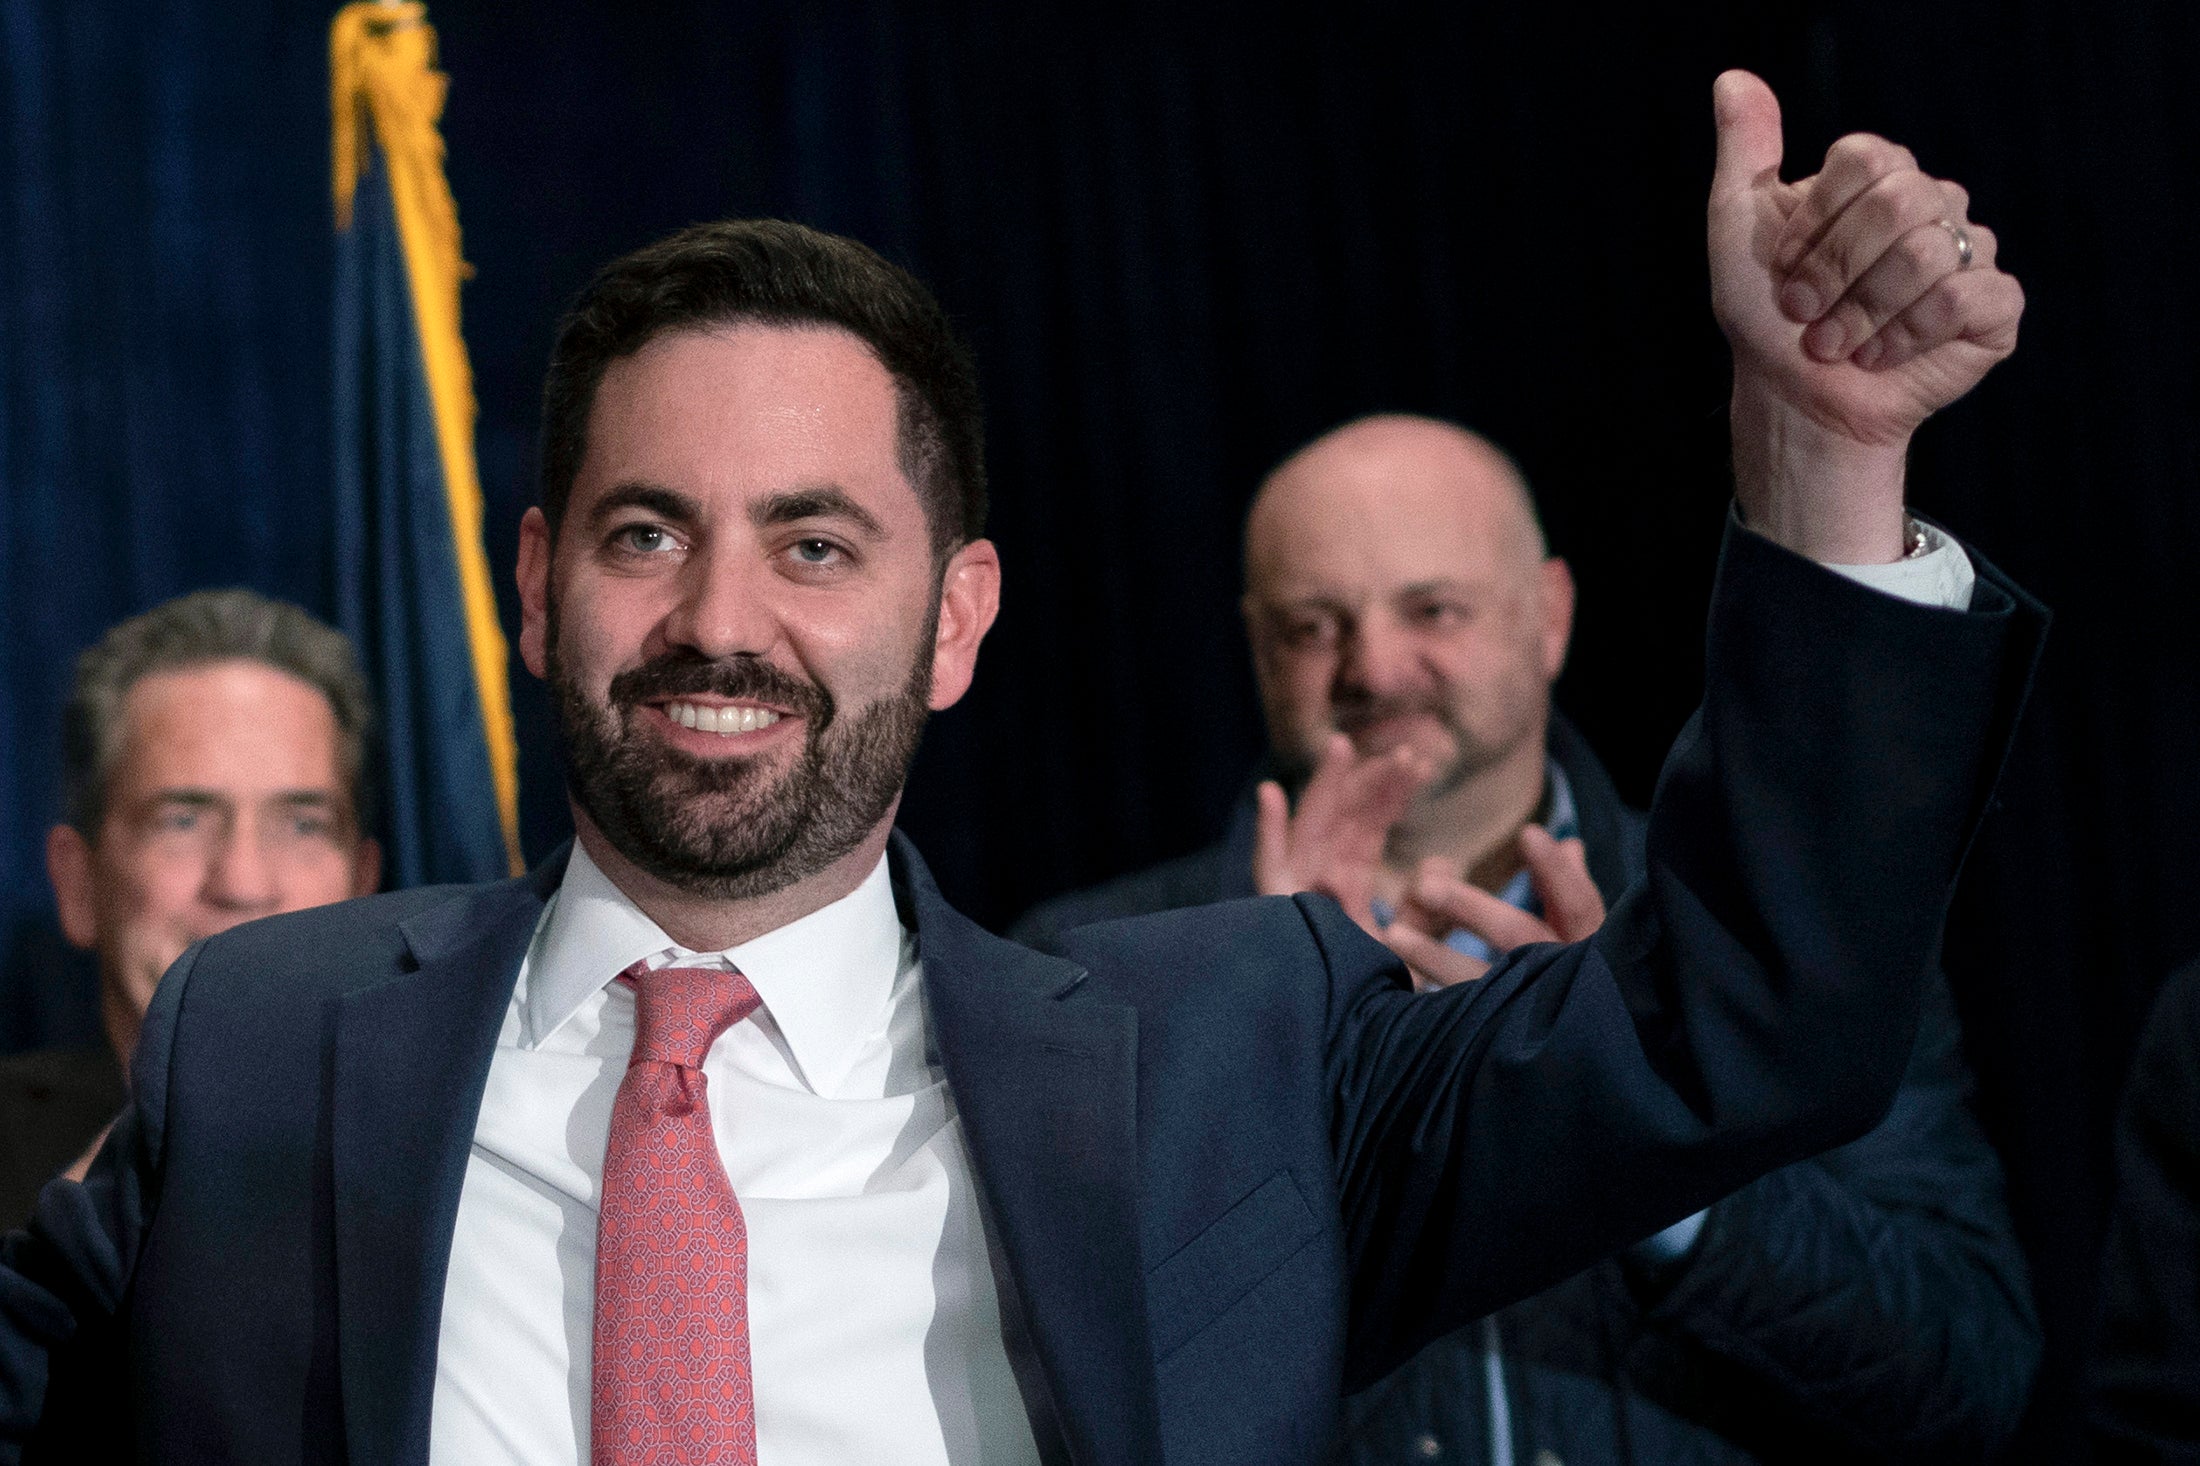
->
xmin=1413 ymin=1434 xmax=1442 ymax=1459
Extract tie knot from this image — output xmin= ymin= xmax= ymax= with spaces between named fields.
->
xmin=623 ymin=964 xmax=762 ymax=1069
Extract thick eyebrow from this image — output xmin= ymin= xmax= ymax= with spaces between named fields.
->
xmin=1257 ymin=578 xmax=1486 ymax=617
xmin=1395 ymin=578 xmax=1482 ymax=601
xmin=148 ymin=790 xmax=228 ymax=811
xmin=149 ymin=789 xmax=341 ymax=812
xmin=750 ymin=485 xmax=885 ymax=540
xmin=586 ymin=482 xmax=702 ymax=530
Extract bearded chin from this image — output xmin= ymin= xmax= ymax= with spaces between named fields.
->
xmin=1420 ymin=727 xmax=1513 ymax=801
xmin=545 ymin=601 xmax=934 ymax=902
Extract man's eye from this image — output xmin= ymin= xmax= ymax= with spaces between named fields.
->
xmin=1413 ymin=602 xmax=1470 ymax=628
xmin=612 ymin=524 xmax=674 ymax=554
xmin=1280 ymin=619 xmax=1337 ymax=649
xmin=791 ymin=538 xmax=841 ymax=565
xmin=155 ymin=809 xmax=202 ymax=833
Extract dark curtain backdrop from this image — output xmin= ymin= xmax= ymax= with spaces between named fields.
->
xmin=1 ymin=3 xmax=2191 ymax=1460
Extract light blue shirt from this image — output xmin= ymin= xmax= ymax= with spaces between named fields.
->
xmin=1366 ymin=757 xmax=1579 ymax=963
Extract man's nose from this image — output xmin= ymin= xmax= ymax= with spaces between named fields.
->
xmin=1336 ymin=616 xmax=1422 ymax=699
xmin=200 ymin=826 xmax=279 ymax=913
xmin=660 ymin=545 xmax=777 ymax=659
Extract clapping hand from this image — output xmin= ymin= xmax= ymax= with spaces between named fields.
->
xmin=1382 ymin=825 xmax=1609 ymax=990
xmin=1254 ymin=738 xmax=1611 ymax=990
xmin=1251 ymin=733 xmax=1431 ymax=931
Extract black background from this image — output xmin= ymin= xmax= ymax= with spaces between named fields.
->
xmin=3 ymin=3 xmax=2193 ymax=1458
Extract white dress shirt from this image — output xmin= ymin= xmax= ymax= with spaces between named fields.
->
xmin=429 ymin=844 xmax=1041 ymax=1466
xmin=1827 ymin=520 xmax=1975 ymax=608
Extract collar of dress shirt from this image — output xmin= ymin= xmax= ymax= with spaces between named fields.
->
xmin=522 ymin=840 xmax=907 ymax=1095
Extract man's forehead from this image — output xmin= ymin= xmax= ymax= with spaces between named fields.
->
xmin=575 ymin=323 xmax=914 ymax=518
xmin=1245 ymin=421 xmax=1538 ymax=592
xmin=1247 ymin=482 xmax=1522 ymax=601
xmin=112 ymin=662 xmax=344 ymax=795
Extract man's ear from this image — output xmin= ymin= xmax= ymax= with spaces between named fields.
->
xmin=351 ymin=837 xmax=383 ymax=897
xmin=46 ymin=824 xmax=98 ymax=952
xmin=517 ymin=506 xmax=552 ymax=680
xmin=927 ymin=538 xmax=1003 ymax=712
xmin=1240 ymin=591 xmax=1285 ymax=675
xmin=1539 ymin=556 xmax=1576 ymax=680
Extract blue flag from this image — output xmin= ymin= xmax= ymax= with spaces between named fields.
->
xmin=331 ymin=2 xmax=521 ymax=887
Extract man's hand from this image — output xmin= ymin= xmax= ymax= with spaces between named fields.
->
xmin=1252 ymin=734 xmax=1430 ymax=930
xmin=1384 ymin=825 xmax=1610 ymax=988
xmin=61 ymin=1120 xmax=113 ymax=1184
xmin=1709 ymin=69 xmax=2024 ymax=563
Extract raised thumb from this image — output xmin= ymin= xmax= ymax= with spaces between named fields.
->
xmin=1711 ymin=69 xmax=1784 ymax=194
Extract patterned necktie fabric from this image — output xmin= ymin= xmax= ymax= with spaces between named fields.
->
xmin=593 ymin=962 xmax=764 ymax=1465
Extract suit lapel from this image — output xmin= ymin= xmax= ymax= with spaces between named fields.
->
xmin=894 ymin=836 xmax=1163 ymax=1466
xmin=1549 ymin=712 xmax=1643 ymax=898
xmin=331 ymin=857 xmax=562 ymax=1466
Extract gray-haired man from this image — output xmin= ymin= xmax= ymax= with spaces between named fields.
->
xmin=0 ymin=590 xmax=382 ymax=1218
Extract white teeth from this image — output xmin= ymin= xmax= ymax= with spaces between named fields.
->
xmin=666 ymin=702 xmax=783 ymax=736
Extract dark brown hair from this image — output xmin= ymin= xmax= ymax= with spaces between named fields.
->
xmin=539 ymin=219 xmax=986 ymax=557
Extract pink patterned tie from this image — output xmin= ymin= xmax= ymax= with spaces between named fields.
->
xmin=593 ymin=962 xmax=764 ymax=1465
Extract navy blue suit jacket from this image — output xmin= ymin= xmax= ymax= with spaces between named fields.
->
xmin=0 ymin=527 xmax=2043 ymax=1465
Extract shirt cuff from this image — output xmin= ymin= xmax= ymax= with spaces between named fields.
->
xmin=1630 ymin=1208 xmax=1708 ymax=1265
xmin=1822 ymin=521 xmax=1976 ymax=610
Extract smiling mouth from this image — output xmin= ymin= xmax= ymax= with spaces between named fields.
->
xmin=659 ymin=700 xmax=786 ymax=736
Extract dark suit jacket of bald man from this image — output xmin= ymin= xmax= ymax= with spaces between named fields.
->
xmin=0 ymin=526 xmax=2043 ymax=1465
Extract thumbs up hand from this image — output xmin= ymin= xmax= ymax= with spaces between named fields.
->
xmin=1707 ymin=71 xmax=2023 ymax=563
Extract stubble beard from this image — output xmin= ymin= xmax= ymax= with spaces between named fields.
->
xmin=546 ymin=597 xmax=935 ymax=903
xmin=1395 ymin=711 xmax=1523 ymax=802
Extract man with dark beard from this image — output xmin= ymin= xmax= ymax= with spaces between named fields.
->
xmin=546 ymin=605 xmax=934 ymax=902
xmin=0 ymin=72 xmax=2043 ymax=1466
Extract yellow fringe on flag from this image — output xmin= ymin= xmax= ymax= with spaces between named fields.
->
xmin=331 ymin=1 xmax=523 ymax=876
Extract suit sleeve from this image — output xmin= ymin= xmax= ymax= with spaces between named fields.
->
xmin=1323 ymin=522 xmax=2046 ymax=1388
xmin=0 ymin=940 xmax=196 ymax=1455
xmin=1632 ymin=969 xmax=2041 ymax=1461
